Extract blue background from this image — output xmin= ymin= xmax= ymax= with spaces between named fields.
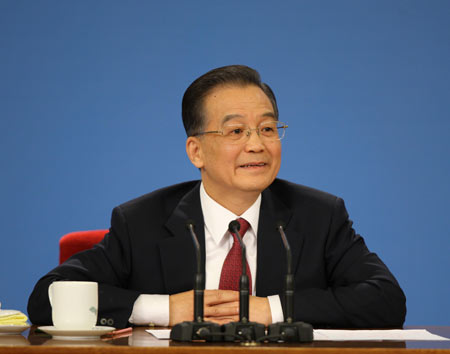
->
xmin=1 ymin=0 xmax=449 ymax=325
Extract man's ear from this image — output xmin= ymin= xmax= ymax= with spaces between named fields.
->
xmin=186 ymin=137 xmax=204 ymax=169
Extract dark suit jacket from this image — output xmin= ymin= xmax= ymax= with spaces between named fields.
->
xmin=28 ymin=179 xmax=406 ymax=329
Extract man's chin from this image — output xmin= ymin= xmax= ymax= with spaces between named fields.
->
xmin=236 ymin=178 xmax=274 ymax=194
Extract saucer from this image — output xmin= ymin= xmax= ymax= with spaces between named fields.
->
xmin=0 ymin=325 xmax=31 ymax=335
xmin=37 ymin=326 xmax=115 ymax=340
xmin=0 ymin=334 xmax=30 ymax=345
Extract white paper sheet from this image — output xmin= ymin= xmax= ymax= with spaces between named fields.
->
xmin=146 ymin=328 xmax=450 ymax=341
xmin=147 ymin=329 xmax=171 ymax=339
xmin=314 ymin=329 xmax=449 ymax=341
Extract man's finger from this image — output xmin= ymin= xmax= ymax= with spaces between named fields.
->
xmin=204 ymin=289 xmax=239 ymax=305
xmin=205 ymin=316 xmax=238 ymax=325
xmin=210 ymin=300 xmax=239 ymax=308
xmin=204 ymin=304 xmax=239 ymax=318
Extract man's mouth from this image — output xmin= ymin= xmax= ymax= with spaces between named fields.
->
xmin=239 ymin=162 xmax=267 ymax=168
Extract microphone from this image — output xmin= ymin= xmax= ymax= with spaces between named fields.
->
xmin=266 ymin=221 xmax=313 ymax=342
xmin=222 ymin=220 xmax=265 ymax=342
xmin=231 ymin=220 xmax=250 ymax=322
xmin=170 ymin=221 xmax=221 ymax=342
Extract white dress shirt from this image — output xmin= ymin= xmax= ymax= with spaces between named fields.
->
xmin=129 ymin=183 xmax=283 ymax=325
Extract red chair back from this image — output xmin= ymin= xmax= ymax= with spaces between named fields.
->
xmin=59 ymin=230 xmax=108 ymax=264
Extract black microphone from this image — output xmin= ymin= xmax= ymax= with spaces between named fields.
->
xmin=222 ymin=220 xmax=265 ymax=342
xmin=170 ymin=221 xmax=221 ymax=342
xmin=188 ymin=220 xmax=204 ymax=323
xmin=231 ymin=220 xmax=249 ymax=322
xmin=266 ymin=221 xmax=313 ymax=342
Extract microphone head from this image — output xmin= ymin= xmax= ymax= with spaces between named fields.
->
xmin=185 ymin=219 xmax=195 ymax=230
xmin=276 ymin=220 xmax=286 ymax=230
xmin=228 ymin=220 xmax=240 ymax=233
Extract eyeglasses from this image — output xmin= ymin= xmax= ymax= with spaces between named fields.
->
xmin=193 ymin=121 xmax=288 ymax=144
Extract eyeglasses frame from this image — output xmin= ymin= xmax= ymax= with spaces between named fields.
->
xmin=192 ymin=121 xmax=288 ymax=143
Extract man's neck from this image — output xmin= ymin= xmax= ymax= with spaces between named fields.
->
xmin=202 ymin=184 xmax=260 ymax=216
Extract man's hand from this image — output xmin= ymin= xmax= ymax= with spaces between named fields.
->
xmin=203 ymin=290 xmax=240 ymax=324
xmin=169 ymin=290 xmax=272 ymax=326
xmin=169 ymin=289 xmax=239 ymax=325
xmin=249 ymin=295 xmax=272 ymax=326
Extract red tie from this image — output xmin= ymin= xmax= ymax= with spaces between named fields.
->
xmin=218 ymin=218 xmax=252 ymax=295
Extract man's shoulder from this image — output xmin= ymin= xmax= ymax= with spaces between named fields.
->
xmin=117 ymin=180 xmax=200 ymax=216
xmin=268 ymin=178 xmax=339 ymax=209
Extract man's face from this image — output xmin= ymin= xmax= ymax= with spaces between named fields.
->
xmin=187 ymin=84 xmax=282 ymax=203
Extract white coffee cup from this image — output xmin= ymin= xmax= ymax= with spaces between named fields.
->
xmin=48 ymin=281 xmax=98 ymax=330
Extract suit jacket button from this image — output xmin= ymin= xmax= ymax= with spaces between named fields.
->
xmin=100 ymin=318 xmax=107 ymax=325
xmin=107 ymin=318 xmax=114 ymax=326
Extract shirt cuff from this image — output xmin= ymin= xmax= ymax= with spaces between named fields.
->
xmin=267 ymin=295 xmax=284 ymax=323
xmin=128 ymin=294 xmax=169 ymax=326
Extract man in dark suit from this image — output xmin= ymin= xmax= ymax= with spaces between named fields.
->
xmin=28 ymin=65 xmax=406 ymax=329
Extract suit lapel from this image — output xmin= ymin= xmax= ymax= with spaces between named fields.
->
xmin=158 ymin=182 xmax=206 ymax=294
xmin=157 ymin=180 xmax=304 ymax=296
xmin=256 ymin=186 xmax=303 ymax=296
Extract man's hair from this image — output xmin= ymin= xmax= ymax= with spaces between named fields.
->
xmin=182 ymin=65 xmax=279 ymax=137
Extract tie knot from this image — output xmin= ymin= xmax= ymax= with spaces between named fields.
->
xmin=236 ymin=217 xmax=250 ymax=237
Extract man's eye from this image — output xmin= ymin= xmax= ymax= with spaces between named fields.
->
xmin=261 ymin=126 xmax=275 ymax=133
xmin=229 ymin=128 xmax=244 ymax=135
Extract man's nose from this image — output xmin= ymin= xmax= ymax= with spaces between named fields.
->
xmin=244 ymin=128 xmax=265 ymax=152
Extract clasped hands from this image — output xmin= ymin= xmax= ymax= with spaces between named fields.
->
xmin=169 ymin=289 xmax=272 ymax=326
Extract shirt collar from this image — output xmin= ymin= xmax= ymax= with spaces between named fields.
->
xmin=200 ymin=183 xmax=261 ymax=244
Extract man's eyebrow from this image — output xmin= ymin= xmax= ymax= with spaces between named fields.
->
xmin=221 ymin=111 xmax=276 ymax=125
xmin=221 ymin=114 xmax=244 ymax=125
xmin=262 ymin=112 xmax=276 ymax=119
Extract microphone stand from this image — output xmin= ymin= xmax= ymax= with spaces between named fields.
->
xmin=222 ymin=220 xmax=265 ymax=342
xmin=266 ymin=222 xmax=313 ymax=342
xmin=170 ymin=222 xmax=222 ymax=342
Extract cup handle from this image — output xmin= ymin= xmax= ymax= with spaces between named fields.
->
xmin=48 ymin=283 xmax=54 ymax=307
